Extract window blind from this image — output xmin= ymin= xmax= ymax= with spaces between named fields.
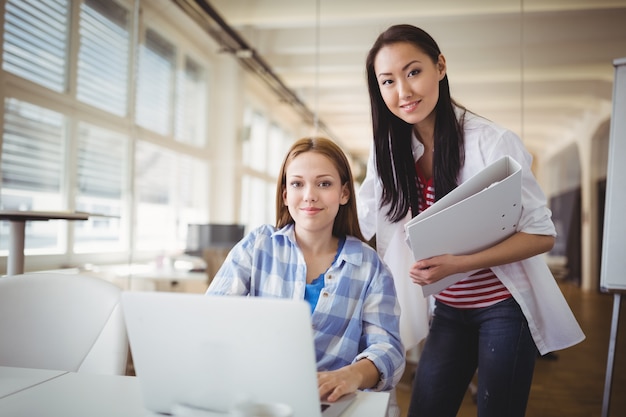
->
xmin=0 ymin=98 xmax=66 ymax=252
xmin=77 ymin=122 xmax=126 ymax=199
xmin=135 ymin=28 xmax=176 ymax=135
xmin=2 ymin=0 xmax=69 ymax=92
xmin=175 ymin=56 xmax=206 ymax=146
xmin=1 ymin=0 xmax=212 ymax=259
xmin=1 ymin=98 xmax=65 ymax=195
xmin=135 ymin=140 xmax=173 ymax=205
xmin=74 ymin=122 xmax=126 ymax=252
xmin=77 ymin=0 xmax=130 ymax=116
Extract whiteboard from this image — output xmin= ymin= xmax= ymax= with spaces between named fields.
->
xmin=600 ymin=57 xmax=626 ymax=292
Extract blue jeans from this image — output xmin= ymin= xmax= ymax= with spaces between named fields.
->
xmin=407 ymin=297 xmax=538 ymax=417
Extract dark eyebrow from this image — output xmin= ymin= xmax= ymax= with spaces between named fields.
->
xmin=287 ymin=174 xmax=335 ymax=180
xmin=377 ymin=60 xmax=421 ymax=78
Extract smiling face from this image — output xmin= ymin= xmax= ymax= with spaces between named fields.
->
xmin=374 ymin=41 xmax=446 ymax=128
xmin=282 ymin=151 xmax=349 ymax=237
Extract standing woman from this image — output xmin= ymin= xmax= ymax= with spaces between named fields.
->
xmin=358 ymin=24 xmax=585 ymax=417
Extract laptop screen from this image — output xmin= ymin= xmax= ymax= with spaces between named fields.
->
xmin=122 ymin=292 xmax=326 ymax=416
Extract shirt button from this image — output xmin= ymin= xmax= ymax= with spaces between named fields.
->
xmin=327 ymin=274 xmax=333 ymax=280
xmin=322 ymin=292 xmax=329 ymax=297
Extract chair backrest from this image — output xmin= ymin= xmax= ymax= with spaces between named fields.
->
xmin=0 ymin=273 xmax=128 ymax=375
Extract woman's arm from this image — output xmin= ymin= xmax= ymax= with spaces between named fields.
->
xmin=356 ymin=144 xmax=380 ymax=241
xmin=316 ymin=250 xmax=405 ymax=400
xmin=317 ymin=358 xmax=380 ymax=402
xmin=410 ymin=126 xmax=557 ymax=286
xmin=409 ymin=231 xmax=555 ymax=285
xmin=205 ymin=226 xmax=267 ymax=295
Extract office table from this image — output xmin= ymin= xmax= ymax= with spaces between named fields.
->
xmin=0 ymin=366 xmax=67 ymax=399
xmin=0 ymin=210 xmax=89 ymax=275
xmin=0 ymin=366 xmax=390 ymax=417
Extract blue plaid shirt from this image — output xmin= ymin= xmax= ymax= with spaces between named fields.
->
xmin=206 ymin=223 xmax=405 ymax=391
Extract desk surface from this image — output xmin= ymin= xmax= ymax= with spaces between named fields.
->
xmin=0 ymin=210 xmax=91 ymax=275
xmin=0 ymin=210 xmax=90 ymax=221
xmin=0 ymin=366 xmax=67 ymax=399
xmin=0 ymin=367 xmax=389 ymax=417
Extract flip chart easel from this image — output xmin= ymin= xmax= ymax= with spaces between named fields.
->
xmin=601 ymin=293 xmax=621 ymax=417
xmin=600 ymin=57 xmax=626 ymax=417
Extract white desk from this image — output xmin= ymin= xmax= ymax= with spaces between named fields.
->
xmin=0 ymin=369 xmax=144 ymax=417
xmin=0 ymin=210 xmax=89 ymax=275
xmin=0 ymin=367 xmax=389 ymax=417
xmin=0 ymin=366 xmax=67 ymax=399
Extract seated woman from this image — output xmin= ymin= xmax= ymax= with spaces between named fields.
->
xmin=206 ymin=137 xmax=405 ymax=416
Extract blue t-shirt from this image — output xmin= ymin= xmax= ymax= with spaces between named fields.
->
xmin=304 ymin=237 xmax=345 ymax=314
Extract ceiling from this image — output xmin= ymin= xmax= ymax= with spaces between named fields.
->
xmin=175 ymin=0 xmax=626 ymax=165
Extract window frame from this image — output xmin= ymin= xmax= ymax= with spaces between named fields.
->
xmin=0 ymin=0 xmax=214 ymax=270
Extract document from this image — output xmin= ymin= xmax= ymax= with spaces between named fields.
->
xmin=405 ymin=155 xmax=523 ymax=297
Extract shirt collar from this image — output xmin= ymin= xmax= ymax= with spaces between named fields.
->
xmin=272 ymin=223 xmax=363 ymax=267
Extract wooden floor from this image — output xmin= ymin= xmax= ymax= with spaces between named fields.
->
xmin=396 ymin=281 xmax=626 ymax=417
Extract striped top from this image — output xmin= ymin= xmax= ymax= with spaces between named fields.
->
xmin=416 ymin=165 xmax=511 ymax=309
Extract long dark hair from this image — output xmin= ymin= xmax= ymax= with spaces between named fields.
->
xmin=365 ymin=24 xmax=465 ymax=222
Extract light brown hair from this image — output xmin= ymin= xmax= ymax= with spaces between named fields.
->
xmin=275 ymin=137 xmax=365 ymax=241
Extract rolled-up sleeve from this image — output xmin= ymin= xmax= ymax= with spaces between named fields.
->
xmin=357 ymin=143 xmax=380 ymax=241
xmin=487 ymin=130 xmax=556 ymax=237
xmin=354 ymin=257 xmax=406 ymax=391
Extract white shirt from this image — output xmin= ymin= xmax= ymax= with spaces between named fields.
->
xmin=357 ymin=109 xmax=585 ymax=354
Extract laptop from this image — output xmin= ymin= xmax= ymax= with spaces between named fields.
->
xmin=121 ymin=292 xmax=357 ymax=417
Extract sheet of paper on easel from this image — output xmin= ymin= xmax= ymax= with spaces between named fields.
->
xmin=405 ymin=155 xmax=523 ymax=297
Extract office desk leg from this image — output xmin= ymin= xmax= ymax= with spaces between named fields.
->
xmin=8 ymin=220 xmax=26 ymax=276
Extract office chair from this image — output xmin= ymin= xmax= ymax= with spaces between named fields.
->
xmin=0 ymin=272 xmax=129 ymax=375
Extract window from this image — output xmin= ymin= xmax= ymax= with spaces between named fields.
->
xmin=242 ymin=110 xmax=268 ymax=173
xmin=239 ymin=109 xmax=293 ymax=227
xmin=74 ymin=122 xmax=127 ymax=253
xmin=135 ymin=141 xmax=208 ymax=252
xmin=175 ymin=56 xmax=206 ymax=146
xmin=267 ymin=123 xmax=291 ymax=178
xmin=77 ymin=0 xmax=130 ymax=116
xmin=2 ymin=0 xmax=70 ymax=92
xmin=1 ymin=0 xmax=212 ymax=268
xmin=240 ymin=175 xmax=274 ymax=230
xmin=0 ymin=98 xmax=66 ymax=252
xmin=135 ymin=28 xmax=176 ymax=135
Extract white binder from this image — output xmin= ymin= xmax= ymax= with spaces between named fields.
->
xmin=405 ymin=155 xmax=523 ymax=296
